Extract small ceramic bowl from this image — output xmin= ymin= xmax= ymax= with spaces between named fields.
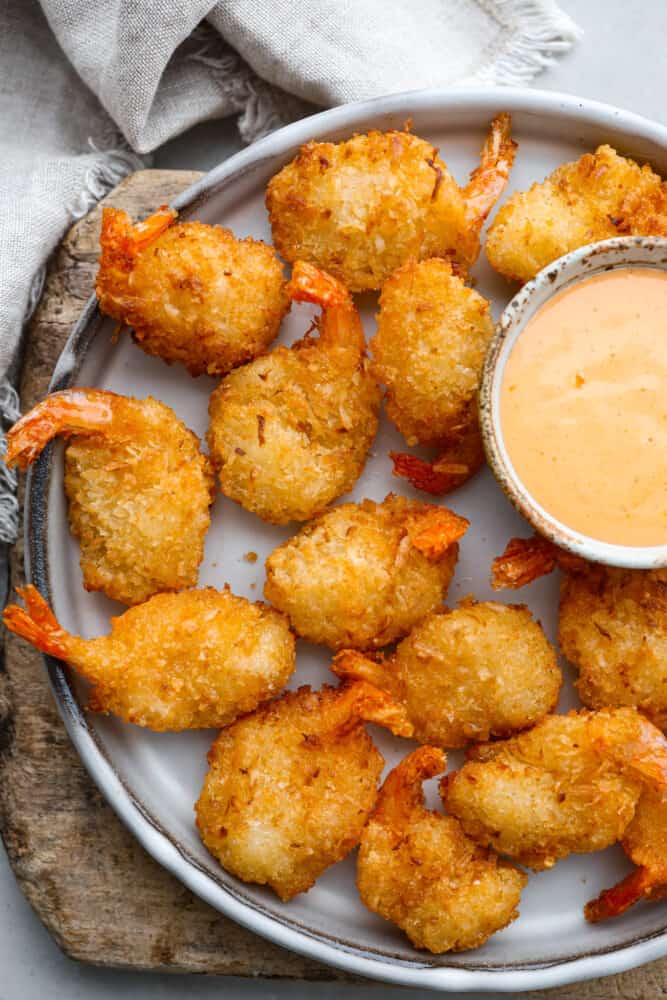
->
xmin=480 ymin=235 xmax=667 ymax=569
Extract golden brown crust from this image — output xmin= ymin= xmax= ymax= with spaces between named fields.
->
xmin=195 ymin=681 xmax=410 ymax=901
xmin=442 ymin=708 xmax=667 ymax=872
xmin=357 ymin=747 xmax=526 ymax=952
xmin=264 ymin=494 xmax=464 ymax=649
xmin=96 ymin=208 xmax=289 ymax=376
xmin=486 ymin=145 xmax=667 ymax=282
xmin=6 ymin=390 xmax=214 ymax=605
xmin=3 ymin=585 xmax=295 ymax=730
xmin=267 ymin=116 xmax=515 ymax=292
xmin=207 ymin=263 xmax=380 ymax=524
xmin=334 ymin=601 xmax=561 ymax=746
xmin=559 ymin=567 xmax=667 ymax=728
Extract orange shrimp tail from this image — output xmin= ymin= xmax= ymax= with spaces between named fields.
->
xmin=390 ymin=452 xmax=473 ymax=496
xmin=584 ymin=866 xmax=664 ymax=922
xmin=463 ymin=112 xmax=517 ymax=231
xmin=3 ymin=585 xmax=70 ymax=659
xmin=286 ymin=260 xmax=351 ymax=310
xmin=99 ymin=206 xmax=176 ymax=274
xmin=408 ymin=506 xmax=469 ymax=559
xmin=338 ymin=679 xmax=413 ymax=739
xmin=491 ymin=534 xmax=559 ymax=590
xmin=332 ymin=649 xmax=395 ymax=695
xmin=373 ymin=746 xmax=447 ymax=825
xmin=5 ymin=389 xmax=116 ymax=469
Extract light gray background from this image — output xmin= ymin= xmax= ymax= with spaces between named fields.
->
xmin=2 ymin=2 xmax=666 ymax=998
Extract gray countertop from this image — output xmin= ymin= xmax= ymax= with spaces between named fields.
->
xmin=2 ymin=2 xmax=666 ymax=997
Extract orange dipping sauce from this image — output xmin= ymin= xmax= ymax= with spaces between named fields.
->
xmin=500 ymin=267 xmax=667 ymax=547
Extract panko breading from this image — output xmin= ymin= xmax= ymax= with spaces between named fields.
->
xmin=492 ymin=535 xmax=667 ymax=729
xmin=207 ymin=262 xmax=381 ymax=524
xmin=264 ymin=494 xmax=468 ymax=650
xmin=357 ymin=747 xmax=527 ymax=952
xmin=5 ymin=389 xmax=214 ymax=605
xmin=334 ymin=600 xmax=561 ymax=747
xmin=195 ymin=682 xmax=413 ymax=901
xmin=486 ymin=145 xmax=667 ymax=283
xmin=267 ymin=114 xmax=516 ymax=292
xmin=442 ymin=707 xmax=667 ymax=879
xmin=3 ymin=585 xmax=294 ymax=730
xmin=96 ymin=207 xmax=289 ymax=376
xmin=370 ymin=258 xmax=494 ymax=494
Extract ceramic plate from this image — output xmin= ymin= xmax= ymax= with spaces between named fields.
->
xmin=25 ymin=88 xmax=667 ymax=992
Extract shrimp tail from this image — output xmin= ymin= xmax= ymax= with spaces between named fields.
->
xmin=407 ymin=506 xmax=469 ymax=558
xmin=287 ymin=261 xmax=365 ymax=353
xmin=463 ymin=113 xmax=517 ymax=233
xmin=335 ymin=679 xmax=413 ymax=739
xmin=99 ymin=206 xmax=176 ymax=275
xmin=391 ymin=420 xmax=485 ymax=496
xmin=3 ymin=585 xmax=70 ymax=659
xmin=5 ymin=389 xmax=117 ymax=470
xmin=491 ymin=535 xmax=559 ymax=590
xmin=585 ymin=866 xmax=667 ymax=922
xmin=373 ymin=746 xmax=446 ymax=825
xmin=332 ymin=649 xmax=397 ymax=696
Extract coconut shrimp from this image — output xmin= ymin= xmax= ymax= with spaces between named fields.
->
xmin=195 ymin=681 xmax=412 ymax=901
xmin=357 ymin=747 xmax=527 ymax=952
xmin=5 ymin=389 xmax=214 ymax=605
xmin=442 ymin=707 xmax=667 ymax=923
xmin=492 ymin=535 xmax=667 ymax=729
xmin=264 ymin=494 xmax=468 ymax=650
xmin=207 ymin=261 xmax=381 ymax=524
xmin=266 ymin=114 xmax=516 ymax=292
xmin=3 ymin=585 xmax=295 ymax=730
xmin=333 ymin=600 xmax=561 ymax=747
xmin=370 ymin=258 xmax=493 ymax=495
xmin=486 ymin=145 xmax=667 ymax=283
xmin=96 ymin=206 xmax=289 ymax=376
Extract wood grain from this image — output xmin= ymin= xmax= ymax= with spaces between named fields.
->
xmin=0 ymin=168 xmax=664 ymax=994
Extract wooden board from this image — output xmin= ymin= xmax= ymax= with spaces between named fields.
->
xmin=0 ymin=168 xmax=665 ymax=995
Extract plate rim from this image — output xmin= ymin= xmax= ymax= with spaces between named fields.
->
xmin=25 ymin=85 xmax=667 ymax=992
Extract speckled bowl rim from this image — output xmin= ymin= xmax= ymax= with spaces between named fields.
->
xmin=480 ymin=235 xmax=667 ymax=568
xmin=24 ymin=89 xmax=667 ymax=991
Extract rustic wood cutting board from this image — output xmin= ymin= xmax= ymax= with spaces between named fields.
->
xmin=0 ymin=168 xmax=665 ymax=996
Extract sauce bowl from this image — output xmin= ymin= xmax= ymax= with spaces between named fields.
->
xmin=479 ymin=235 xmax=667 ymax=569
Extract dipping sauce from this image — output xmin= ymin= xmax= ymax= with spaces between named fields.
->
xmin=500 ymin=267 xmax=667 ymax=547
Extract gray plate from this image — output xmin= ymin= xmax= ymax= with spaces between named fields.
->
xmin=26 ymin=87 xmax=667 ymax=992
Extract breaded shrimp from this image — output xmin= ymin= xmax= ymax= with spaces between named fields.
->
xmin=207 ymin=262 xmax=381 ymax=524
xmin=3 ymin=585 xmax=294 ymax=730
xmin=5 ymin=389 xmax=214 ymax=605
xmin=96 ymin=207 xmax=289 ymax=376
xmin=486 ymin=145 xmax=667 ymax=283
xmin=195 ymin=681 xmax=413 ymax=901
xmin=264 ymin=494 xmax=467 ymax=650
xmin=442 ymin=708 xmax=667 ymax=880
xmin=370 ymin=258 xmax=494 ymax=494
xmin=492 ymin=535 xmax=667 ymax=729
xmin=357 ymin=747 xmax=527 ymax=952
xmin=267 ymin=115 xmax=516 ymax=292
xmin=333 ymin=600 xmax=561 ymax=747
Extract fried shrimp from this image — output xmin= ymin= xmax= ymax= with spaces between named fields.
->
xmin=492 ymin=535 xmax=667 ymax=729
xmin=357 ymin=747 xmax=527 ymax=952
xmin=195 ymin=681 xmax=413 ymax=901
xmin=486 ymin=145 xmax=667 ymax=282
xmin=207 ymin=261 xmax=381 ymax=524
xmin=370 ymin=258 xmax=494 ymax=494
xmin=264 ymin=494 xmax=467 ymax=650
xmin=333 ymin=600 xmax=561 ymax=747
xmin=266 ymin=114 xmax=516 ymax=292
xmin=3 ymin=585 xmax=294 ymax=730
xmin=96 ymin=206 xmax=289 ymax=376
xmin=5 ymin=389 xmax=214 ymax=605
xmin=442 ymin=707 xmax=667 ymax=885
